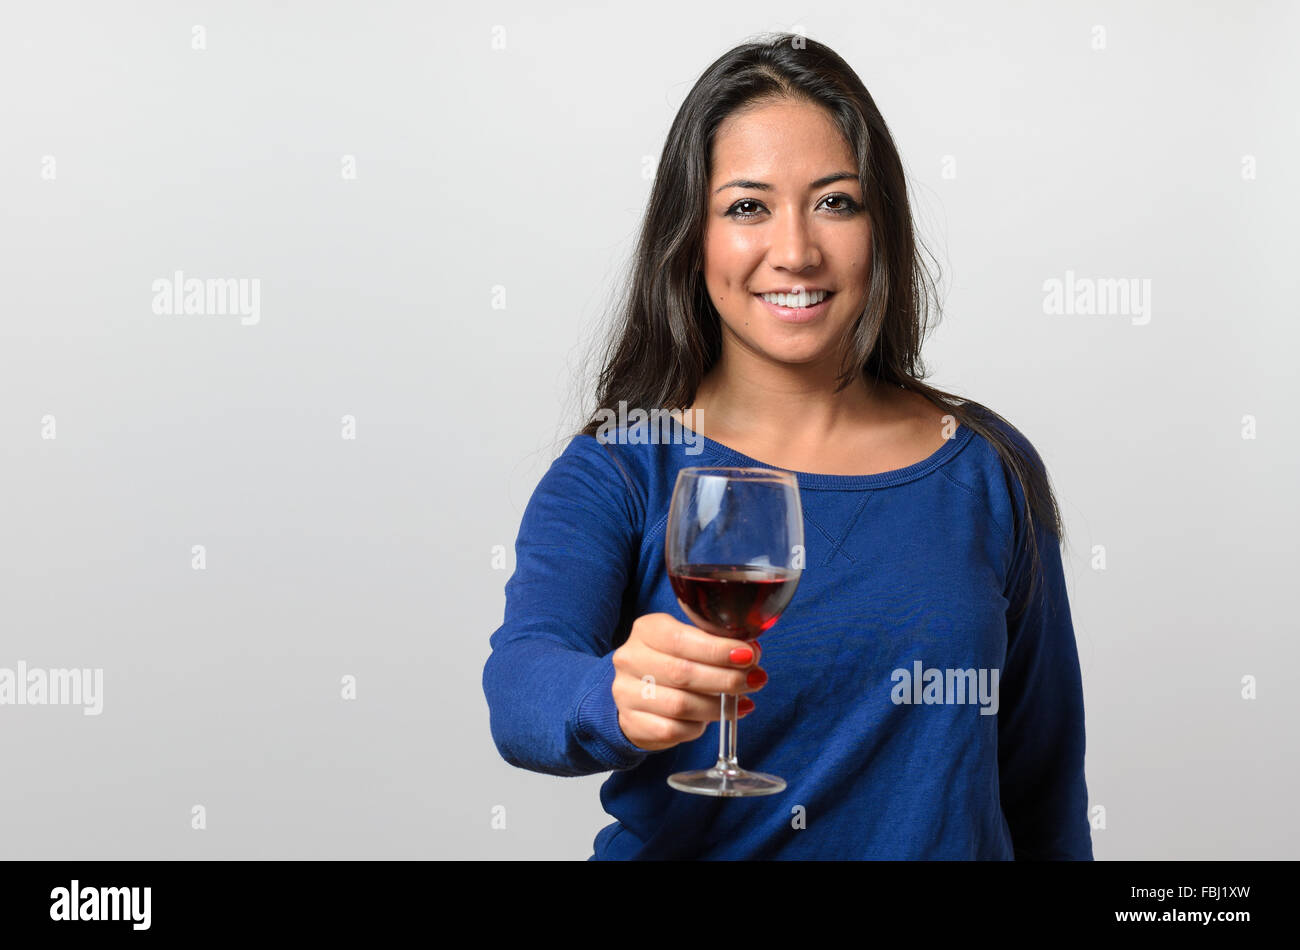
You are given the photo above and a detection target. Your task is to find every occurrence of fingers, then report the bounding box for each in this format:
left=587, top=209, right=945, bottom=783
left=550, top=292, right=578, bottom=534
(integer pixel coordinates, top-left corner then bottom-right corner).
left=633, top=617, right=764, bottom=695
left=614, top=680, right=735, bottom=723
left=618, top=698, right=757, bottom=752
left=618, top=709, right=710, bottom=750
left=643, top=615, right=762, bottom=670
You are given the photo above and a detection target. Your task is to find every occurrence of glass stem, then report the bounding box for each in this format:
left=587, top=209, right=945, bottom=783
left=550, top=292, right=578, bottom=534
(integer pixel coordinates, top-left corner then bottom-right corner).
left=716, top=693, right=739, bottom=779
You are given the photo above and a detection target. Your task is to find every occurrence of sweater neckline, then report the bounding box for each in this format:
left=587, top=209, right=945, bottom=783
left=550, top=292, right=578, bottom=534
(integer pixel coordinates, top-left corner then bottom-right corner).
left=689, top=423, right=974, bottom=491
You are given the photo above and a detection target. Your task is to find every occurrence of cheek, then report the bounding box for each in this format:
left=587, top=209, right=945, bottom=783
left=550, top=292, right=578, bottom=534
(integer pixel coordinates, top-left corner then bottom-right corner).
left=704, top=241, right=759, bottom=300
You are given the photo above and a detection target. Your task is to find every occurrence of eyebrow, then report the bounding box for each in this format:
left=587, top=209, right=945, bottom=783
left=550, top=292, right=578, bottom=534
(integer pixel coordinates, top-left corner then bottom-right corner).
left=713, top=172, right=859, bottom=195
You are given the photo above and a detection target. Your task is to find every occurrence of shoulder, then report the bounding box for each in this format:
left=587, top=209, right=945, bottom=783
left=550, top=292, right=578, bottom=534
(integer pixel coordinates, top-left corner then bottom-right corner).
left=540, top=432, right=654, bottom=527
left=958, top=400, right=1044, bottom=467
left=955, top=401, right=1063, bottom=559
left=956, top=400, right=1050, bottom=515
left=559, top=421, right=715, bottom=535
left=918, top=396, right=1049, bottom=535
left=893, top=388, right=1033, bottom=461
left=545, top=433, right=641, bottom=499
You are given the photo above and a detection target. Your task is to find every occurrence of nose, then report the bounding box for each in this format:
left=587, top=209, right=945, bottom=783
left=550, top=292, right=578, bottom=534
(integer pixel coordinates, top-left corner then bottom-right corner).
left=766, top=207, right=821, bottom=273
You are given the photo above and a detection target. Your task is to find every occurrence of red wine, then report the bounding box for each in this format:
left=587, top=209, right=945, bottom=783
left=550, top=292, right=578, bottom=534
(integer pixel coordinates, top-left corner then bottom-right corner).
left=668, top=564, right=799, bottom=639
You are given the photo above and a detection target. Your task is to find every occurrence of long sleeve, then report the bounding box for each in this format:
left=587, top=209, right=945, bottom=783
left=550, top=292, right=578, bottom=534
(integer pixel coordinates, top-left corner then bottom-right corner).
left=482, top=435, right=651, bottom=777
left=996, top=459, right=1093, bottom=860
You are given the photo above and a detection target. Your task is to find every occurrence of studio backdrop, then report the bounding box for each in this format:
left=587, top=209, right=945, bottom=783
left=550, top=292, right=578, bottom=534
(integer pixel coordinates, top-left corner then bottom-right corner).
left=1, top=0, right=1295, bottom=859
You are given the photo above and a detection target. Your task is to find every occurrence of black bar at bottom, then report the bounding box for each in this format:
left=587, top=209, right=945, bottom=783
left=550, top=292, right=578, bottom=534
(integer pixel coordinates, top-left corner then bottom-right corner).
left=0, top=858, right=1284, bottom=937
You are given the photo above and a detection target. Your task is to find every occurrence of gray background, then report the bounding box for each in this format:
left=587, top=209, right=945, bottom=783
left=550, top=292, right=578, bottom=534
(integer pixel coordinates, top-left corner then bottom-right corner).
left=1, top=0, right=1296, bottom=859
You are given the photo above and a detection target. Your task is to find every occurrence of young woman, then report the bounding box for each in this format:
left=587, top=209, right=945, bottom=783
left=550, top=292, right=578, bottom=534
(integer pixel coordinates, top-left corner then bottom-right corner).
left=482, top=34, right=1092, bottom=860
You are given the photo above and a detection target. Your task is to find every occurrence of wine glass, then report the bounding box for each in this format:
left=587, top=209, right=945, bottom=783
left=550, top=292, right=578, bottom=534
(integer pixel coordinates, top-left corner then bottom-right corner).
left=664, top=467, right=803, bottom=797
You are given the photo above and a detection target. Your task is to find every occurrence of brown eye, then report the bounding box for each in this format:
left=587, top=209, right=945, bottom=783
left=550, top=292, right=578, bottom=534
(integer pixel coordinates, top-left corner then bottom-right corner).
left=822, top=194, right=861, bottom=215
left=727, top=199, right=763, bottom=219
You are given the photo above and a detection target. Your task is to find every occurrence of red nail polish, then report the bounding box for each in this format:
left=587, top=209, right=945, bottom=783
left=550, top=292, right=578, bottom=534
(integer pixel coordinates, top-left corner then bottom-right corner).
left=746, top=668, right=767, bottom=688
left=729, top=647, right=753, bottom=665
left=738, top=697, right=755, bottom=712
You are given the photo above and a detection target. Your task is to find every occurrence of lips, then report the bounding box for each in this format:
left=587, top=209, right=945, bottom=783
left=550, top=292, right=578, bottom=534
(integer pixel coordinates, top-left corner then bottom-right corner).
left=753, top=291, right=834, bottom=324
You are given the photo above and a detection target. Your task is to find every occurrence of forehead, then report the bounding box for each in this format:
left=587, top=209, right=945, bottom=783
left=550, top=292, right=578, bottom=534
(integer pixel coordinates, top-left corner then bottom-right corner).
left=711, top=100, right=854, bottom=179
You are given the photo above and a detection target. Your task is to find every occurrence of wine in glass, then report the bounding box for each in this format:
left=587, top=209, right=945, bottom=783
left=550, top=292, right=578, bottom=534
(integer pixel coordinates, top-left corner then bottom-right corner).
left=664, top=467, right=803, bottom=797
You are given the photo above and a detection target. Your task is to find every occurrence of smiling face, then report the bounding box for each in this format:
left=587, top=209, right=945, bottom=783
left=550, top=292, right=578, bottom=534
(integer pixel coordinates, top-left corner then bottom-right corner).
left=702, top=97, right=872, bottom=369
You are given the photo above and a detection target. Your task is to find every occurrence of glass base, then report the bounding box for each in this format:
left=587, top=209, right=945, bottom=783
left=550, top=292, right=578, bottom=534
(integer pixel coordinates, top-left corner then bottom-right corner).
left=667, top=764, right=787, bottom=797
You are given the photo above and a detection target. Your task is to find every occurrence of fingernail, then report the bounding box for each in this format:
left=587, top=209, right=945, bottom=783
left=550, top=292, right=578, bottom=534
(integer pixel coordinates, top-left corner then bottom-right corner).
left=746, top=668, right=767, bottom=688
left=729, top=646, right=753, bottom=665
left=738, top=697, right=755, bottom=713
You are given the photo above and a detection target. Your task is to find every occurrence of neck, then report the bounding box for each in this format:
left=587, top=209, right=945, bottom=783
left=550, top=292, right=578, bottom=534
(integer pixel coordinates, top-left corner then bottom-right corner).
left=688, top=348, right=892, bottom=445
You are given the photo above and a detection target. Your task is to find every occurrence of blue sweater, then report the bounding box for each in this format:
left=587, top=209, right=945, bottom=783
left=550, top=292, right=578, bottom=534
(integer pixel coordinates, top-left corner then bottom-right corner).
left=483, top=411, right=1092, bottom=860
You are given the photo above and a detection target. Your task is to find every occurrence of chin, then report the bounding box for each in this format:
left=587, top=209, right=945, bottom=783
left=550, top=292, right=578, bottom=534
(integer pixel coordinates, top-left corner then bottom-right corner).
left=722, top=320, right=842, bottom=363
left=758, top=343, right=837, bottom=366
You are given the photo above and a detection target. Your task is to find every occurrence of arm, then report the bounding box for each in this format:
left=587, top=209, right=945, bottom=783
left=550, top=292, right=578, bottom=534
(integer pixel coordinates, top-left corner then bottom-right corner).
left=482, top=435, right=650, bottom=777
left=996, top=458, right=1093, bottom=860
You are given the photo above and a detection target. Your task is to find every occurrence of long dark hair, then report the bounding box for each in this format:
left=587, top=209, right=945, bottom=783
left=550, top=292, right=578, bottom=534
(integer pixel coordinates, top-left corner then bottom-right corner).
left=577, top=32, right=1065, bottom=620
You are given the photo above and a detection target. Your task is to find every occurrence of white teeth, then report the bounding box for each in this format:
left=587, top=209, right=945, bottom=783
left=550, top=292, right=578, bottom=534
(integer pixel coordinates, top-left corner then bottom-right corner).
left=759, top=290, right=829, bottom=308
